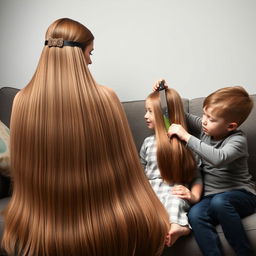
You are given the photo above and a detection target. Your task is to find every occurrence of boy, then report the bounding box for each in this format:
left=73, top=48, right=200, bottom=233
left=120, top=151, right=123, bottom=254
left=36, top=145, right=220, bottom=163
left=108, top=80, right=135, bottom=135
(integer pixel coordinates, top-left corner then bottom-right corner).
left=168, top=86, right=256, bottom=255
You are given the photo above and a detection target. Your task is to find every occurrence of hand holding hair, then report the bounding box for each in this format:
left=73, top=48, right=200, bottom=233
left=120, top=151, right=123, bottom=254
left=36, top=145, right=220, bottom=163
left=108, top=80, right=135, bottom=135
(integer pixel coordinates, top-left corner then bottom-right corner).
left=167, top=124, right=191, bottom=143
left=153, top=79, right=168, bottom=91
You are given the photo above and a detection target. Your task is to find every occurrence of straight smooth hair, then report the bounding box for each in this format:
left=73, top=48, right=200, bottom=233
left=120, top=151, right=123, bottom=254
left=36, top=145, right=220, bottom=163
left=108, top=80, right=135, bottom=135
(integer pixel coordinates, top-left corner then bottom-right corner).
left=147, top=89, right=196, bottom=184
left=2, top=18, right=169, bottom=256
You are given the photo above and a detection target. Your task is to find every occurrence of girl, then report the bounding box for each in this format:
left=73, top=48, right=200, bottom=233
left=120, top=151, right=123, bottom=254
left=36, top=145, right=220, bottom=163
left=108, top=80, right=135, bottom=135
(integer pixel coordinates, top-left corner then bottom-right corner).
left=140, top=88, right=202, bottom=247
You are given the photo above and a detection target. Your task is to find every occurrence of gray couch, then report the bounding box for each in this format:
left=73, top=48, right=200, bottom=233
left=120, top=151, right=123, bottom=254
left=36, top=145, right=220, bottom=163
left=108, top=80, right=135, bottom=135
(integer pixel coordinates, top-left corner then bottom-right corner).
left=0, top=86, right=256, bottom=255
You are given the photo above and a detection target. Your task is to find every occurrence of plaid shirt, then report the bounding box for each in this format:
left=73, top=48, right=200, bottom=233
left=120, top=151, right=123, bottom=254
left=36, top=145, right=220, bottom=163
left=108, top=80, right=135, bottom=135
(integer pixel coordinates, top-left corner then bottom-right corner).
left=140, top=135, right=196, bottom=225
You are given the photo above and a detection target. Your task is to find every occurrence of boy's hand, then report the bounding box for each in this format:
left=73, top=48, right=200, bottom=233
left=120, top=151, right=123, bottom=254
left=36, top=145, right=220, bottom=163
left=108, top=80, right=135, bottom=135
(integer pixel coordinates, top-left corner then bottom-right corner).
left=168, top=124, right=191, bottom=143
left=153, top=79, right=168, bottom=91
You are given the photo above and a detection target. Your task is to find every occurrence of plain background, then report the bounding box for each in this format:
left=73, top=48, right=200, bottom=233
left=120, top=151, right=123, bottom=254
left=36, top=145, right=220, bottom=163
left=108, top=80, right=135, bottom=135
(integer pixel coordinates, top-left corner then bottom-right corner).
left=0, top=0, right=255, bottom=101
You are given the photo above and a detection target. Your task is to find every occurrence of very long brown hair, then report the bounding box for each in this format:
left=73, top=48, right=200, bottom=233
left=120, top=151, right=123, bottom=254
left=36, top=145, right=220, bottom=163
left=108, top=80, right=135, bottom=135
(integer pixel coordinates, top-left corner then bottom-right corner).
left=147, top=89, right=196, bottom=184
left=2, top=18, right=169, bottom=256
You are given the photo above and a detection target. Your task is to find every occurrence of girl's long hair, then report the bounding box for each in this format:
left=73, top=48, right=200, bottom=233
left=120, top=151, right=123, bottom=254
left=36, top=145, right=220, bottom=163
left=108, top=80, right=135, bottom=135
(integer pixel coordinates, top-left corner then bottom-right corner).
left=2, top=18, right=169, bottom=256
left=148, top=89, right=196, bottom=184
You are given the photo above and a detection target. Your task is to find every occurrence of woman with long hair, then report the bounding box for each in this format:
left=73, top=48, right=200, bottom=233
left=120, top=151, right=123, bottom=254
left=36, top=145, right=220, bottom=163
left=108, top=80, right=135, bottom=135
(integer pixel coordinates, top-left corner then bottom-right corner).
left=140, top=87, right=202, bottom=246
left=1, top=18, right=169, bottom=256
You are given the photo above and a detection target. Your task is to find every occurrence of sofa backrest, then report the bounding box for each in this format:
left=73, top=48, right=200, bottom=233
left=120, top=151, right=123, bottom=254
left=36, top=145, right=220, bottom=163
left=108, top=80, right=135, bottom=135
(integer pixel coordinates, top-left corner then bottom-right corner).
left=0, top=87, right=255, bottom=182
left=0, top=87, right=18, bottom=127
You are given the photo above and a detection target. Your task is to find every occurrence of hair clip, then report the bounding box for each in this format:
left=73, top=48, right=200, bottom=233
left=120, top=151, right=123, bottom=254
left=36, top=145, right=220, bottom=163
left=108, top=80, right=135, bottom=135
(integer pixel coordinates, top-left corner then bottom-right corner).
left=158, top=81, right=171, bottom=130
left=44, top=38, right=85, bottom=49
left=46, top=38, right=64, bottom=47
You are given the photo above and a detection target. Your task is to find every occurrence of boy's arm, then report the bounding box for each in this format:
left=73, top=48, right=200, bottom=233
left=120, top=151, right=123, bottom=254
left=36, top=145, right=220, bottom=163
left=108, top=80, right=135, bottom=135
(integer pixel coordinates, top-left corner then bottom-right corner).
left=187, top=134, right=247, bottom=166
left=168, top=114, right=202, bottom=142
left=168, top=125, right=247, bottom=166
left=168, top=123, right=192, bottom=142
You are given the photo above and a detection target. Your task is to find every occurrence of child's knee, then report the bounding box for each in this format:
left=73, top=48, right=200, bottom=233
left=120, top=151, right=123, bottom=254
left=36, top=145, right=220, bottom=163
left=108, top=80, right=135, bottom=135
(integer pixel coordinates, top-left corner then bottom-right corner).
left=209, top=195, right=230, bottom=214
left=188, top=205, right=201, bottom=222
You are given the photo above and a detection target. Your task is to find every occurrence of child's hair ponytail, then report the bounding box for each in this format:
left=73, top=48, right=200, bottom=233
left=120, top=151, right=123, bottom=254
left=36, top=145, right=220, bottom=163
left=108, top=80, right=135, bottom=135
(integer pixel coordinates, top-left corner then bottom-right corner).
left=147, top=88, right=196, bottom=184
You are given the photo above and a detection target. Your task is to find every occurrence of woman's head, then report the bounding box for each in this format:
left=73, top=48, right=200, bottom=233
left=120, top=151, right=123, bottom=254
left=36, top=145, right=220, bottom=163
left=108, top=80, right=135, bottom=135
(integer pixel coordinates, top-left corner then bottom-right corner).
left=45, top=18, right=94, bottom=65
left=146, top=88, right=196, bottom=184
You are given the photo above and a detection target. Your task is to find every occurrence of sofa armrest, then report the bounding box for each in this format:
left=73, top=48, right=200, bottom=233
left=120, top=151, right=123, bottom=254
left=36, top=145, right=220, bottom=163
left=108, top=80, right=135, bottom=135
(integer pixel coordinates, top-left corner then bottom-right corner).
left=0, top=87, right=18, bottom=199
left=0, top=87, right=19, bottom=128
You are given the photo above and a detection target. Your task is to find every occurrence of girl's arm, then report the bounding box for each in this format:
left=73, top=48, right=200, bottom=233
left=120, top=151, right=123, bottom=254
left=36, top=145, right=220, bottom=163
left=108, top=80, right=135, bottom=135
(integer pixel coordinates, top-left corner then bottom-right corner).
left=171, top=183, right=203, bottom=204
left=168, top=123, right=192, bottom=142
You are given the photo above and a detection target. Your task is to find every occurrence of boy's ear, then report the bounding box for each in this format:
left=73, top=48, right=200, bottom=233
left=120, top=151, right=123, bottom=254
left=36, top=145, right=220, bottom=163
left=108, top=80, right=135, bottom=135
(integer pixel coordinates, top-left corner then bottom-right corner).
left=227, top=122, right=238, bottom=131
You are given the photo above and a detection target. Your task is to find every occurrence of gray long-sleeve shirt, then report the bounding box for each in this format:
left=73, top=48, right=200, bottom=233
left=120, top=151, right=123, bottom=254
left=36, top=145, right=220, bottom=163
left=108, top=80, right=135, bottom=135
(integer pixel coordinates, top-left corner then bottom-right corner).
left=186, top=113, right=256, bottom=196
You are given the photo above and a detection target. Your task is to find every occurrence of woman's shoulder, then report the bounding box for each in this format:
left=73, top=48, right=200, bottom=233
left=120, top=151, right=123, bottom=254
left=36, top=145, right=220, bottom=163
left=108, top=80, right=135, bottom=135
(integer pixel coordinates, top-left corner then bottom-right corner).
left=98, top=84, right=114, bottom=93
left=98, top=85, right=119, bottom=100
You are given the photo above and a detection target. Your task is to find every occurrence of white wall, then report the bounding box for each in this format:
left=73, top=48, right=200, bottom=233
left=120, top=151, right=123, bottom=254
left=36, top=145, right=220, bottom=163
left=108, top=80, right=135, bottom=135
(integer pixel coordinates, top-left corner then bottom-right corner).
left=0, top=0, right=256, bottom=101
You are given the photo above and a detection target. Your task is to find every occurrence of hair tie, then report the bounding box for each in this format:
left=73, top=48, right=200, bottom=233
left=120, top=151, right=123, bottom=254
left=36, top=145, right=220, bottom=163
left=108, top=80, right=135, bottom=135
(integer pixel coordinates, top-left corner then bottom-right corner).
left=44, top=38, right=84, bottom=49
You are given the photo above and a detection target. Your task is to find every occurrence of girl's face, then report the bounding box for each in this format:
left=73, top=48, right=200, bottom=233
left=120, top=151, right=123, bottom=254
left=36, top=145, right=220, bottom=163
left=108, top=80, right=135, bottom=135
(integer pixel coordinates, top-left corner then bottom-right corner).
left=84, top=41, right=94, bottom=65
left=144, top=99, right=155, bottom=129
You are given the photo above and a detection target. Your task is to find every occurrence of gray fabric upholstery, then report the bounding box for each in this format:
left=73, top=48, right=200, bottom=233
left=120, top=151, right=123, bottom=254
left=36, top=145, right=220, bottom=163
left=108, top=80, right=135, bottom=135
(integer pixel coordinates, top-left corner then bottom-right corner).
left=0, top=87, right=16, bottom=199
left=0, top=87, right=255, bottom=255
left=0, top=87, right=17, bottom=128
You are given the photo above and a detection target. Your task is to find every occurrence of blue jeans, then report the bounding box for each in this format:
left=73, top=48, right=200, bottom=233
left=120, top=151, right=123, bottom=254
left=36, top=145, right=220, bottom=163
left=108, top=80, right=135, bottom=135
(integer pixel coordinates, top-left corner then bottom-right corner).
left=188, top=189, right=256, bottom=256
